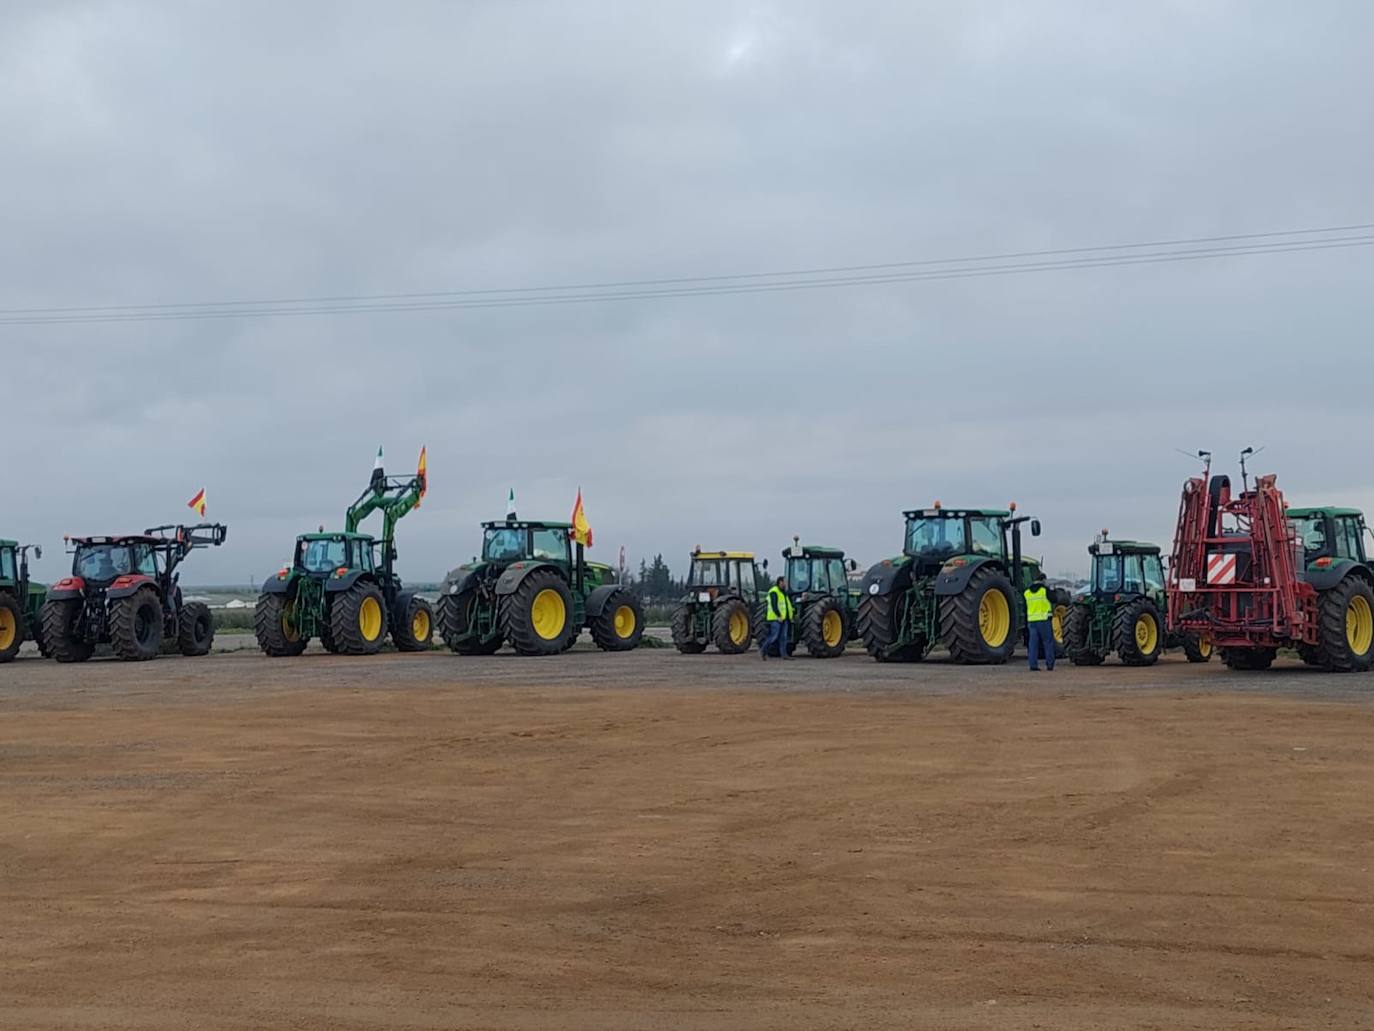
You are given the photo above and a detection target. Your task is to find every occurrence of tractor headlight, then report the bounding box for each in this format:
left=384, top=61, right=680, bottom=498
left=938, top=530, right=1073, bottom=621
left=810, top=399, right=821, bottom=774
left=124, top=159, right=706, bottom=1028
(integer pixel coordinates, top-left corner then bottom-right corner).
left=698, top=591, right=711, bottom=603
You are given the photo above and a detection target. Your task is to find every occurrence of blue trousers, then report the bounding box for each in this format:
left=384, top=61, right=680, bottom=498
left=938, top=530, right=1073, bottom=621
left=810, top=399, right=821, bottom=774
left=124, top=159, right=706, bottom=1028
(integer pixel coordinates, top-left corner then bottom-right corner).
left=1027, top=620, right=1056, bottom=670
left=762, top=620, right=789, bottom=658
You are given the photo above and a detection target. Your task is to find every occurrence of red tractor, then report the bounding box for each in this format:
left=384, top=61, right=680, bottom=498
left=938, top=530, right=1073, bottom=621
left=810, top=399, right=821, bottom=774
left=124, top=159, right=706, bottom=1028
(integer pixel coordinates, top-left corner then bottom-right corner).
left=1166, top=449, right=1374, bottom=672
left=41, top=523, right=228, bottom=663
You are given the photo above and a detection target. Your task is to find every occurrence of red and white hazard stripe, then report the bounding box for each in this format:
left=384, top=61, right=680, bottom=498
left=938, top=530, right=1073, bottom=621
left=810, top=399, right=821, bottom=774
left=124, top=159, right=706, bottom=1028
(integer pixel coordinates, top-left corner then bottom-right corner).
left=1207, top=552, right=1237, bottom=585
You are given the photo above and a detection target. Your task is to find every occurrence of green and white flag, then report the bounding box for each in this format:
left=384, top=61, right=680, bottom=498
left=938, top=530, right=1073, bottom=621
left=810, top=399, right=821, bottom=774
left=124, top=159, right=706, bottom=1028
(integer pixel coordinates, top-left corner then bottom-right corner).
left=506, top=488, right=517, bottom=520
left=370, top=445, right=385, bottom=488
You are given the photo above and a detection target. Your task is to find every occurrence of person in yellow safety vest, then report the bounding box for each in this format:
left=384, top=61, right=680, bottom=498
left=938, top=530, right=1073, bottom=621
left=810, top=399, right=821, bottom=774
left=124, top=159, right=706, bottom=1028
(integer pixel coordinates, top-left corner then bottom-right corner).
left=1024, top=572, right=1056, bottom=672
left=761, top=575, right=795, bottom=661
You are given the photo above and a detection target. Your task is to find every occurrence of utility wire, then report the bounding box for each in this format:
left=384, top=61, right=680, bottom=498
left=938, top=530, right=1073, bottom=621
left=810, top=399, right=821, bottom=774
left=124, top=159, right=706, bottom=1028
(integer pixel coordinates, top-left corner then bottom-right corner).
left=3, top=223, right=1371, bottom=327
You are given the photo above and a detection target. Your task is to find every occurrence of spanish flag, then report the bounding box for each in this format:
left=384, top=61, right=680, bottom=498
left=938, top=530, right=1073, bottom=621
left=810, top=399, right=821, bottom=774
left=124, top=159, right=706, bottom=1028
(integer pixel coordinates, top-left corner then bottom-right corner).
left=187, top=488, right=207, bottom=518
left=571, top=488, right=593, bottom=547
left=416, top=446, right=428, bottom=507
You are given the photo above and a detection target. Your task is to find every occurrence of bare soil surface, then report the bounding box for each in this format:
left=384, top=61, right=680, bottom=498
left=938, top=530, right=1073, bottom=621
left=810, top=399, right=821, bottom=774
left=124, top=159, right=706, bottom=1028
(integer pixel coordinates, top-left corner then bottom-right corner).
left=2, top=649, right=1372, bottom=1029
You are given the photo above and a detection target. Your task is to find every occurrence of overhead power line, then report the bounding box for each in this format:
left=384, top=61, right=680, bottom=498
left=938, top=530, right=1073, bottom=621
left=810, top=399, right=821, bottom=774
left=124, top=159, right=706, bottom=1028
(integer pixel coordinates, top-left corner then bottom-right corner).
left=2, top=222, right=1370, bottom=327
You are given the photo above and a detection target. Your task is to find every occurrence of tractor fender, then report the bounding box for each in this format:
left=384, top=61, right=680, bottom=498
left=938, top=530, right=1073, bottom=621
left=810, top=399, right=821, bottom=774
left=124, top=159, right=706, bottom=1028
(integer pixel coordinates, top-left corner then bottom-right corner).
left=324, top=570, right=370, bottom=594
left=932, top=557, right=998, bottom=597
left=106, top=574, right=158, bottom=600
left=45, top=576, right=87, bottom=601
left=494, top=560, right=562, bottom=597
left=859, top=557, right=911, bottom=598
left=390, top=588, right=415, bottom=619
left=259, top=572, right=294, bottom=596
left=441, top=564, right=484, bottom=598
left=584, top=583, right=625, bottom=620
left=1305, top=559, right=1371, bottom=592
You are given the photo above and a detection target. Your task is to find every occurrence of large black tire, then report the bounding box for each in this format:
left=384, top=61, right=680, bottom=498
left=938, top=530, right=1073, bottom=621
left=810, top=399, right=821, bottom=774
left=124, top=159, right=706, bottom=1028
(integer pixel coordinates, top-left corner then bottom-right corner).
left=1113, top=597, right=1164, bottom=667
left=255, top=592, right=308, bottom=657
left=802, top=596, right=848, bottom=658
left=1181, top=632, right=1214, bottom=663
left=1222, top=647, right=1276, bottom=671
left=500, top=569, right=575, bottom=656
left=671, top=603, right=706, bottom=654
left=939, top=566, right=1018, bottom=665
left=319, top=617, right=340, bottom=654
left=590, top=589, right=644, bottom=652
left=393, top=596, right=435, bottom=652
left=110, top=586, right=164, bottom=661
left=1050, top=591, right=1072, bottom=658
left=0, top=592, right=23, bottom=662
left=712, top=597, right=753, bottom=654
left=178, top=601, right=214, bottom=657
left=438, top=591, right=503, bottom=654
left=857, top=587, right=925, bottom=662
left=1064, top=603, right=1103, bottom=666
left=330, top=581, right=388, bottom=656
left=40, top=598, right=94, bottom=663
left=1306, top=576, right=1374, bottom=673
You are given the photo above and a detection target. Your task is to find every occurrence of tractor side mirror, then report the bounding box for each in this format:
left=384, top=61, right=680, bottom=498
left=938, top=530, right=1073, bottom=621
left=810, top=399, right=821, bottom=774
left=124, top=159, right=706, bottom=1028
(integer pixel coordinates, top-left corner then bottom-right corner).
left=33, top=546, right=42, bottom=560
left=762, top=558, right=769, bottom=572
left=848, top=559, right=858, bottom=571
left=1030, top=519, right=1042, bottom=537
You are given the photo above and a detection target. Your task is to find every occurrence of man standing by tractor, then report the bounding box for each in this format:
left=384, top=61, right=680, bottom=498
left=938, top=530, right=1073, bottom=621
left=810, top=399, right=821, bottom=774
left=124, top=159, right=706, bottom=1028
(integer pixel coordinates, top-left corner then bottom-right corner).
left=1024, top=571, right=1055, bottom=671
left=761, top=575, right=795, bottom=660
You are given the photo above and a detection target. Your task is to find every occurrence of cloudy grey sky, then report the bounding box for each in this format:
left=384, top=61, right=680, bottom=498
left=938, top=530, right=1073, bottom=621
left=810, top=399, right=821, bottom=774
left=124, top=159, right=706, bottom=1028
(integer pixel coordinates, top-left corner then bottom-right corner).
left=3, top=1, right=1372, bottom=585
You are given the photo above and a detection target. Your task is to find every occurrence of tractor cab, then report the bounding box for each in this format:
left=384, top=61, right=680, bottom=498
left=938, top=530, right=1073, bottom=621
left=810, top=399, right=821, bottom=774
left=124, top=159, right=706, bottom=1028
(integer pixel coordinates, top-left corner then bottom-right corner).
left=1288, top=507, right=1369, bottom=568
left=686, top=549, right=763, bottom=603
left=0, top=539, right=45, bottom=663
left=291, top=532, right=378, bottom=579
left=901, top=505, right=1040, bottom=571
left=1083, top=535, right=1166, bottom=601
left=783, top=542, right=854, bottom=599
left=68, top=536, right=163, bottom=587
left=481, top=520, right=574, bottom=569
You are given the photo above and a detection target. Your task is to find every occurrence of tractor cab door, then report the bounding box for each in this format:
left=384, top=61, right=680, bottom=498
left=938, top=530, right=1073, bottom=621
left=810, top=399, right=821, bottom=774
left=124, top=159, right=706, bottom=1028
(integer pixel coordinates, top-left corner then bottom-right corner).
left=1142, top=553, right=1166, bottom=605
left=1334, top=516, right=1366, bottom=564
left=1122, top=554, right=1146, bottom=597
left=0, top=546, right=14, bottom=583
left=353, top=539, right=376, bottom=573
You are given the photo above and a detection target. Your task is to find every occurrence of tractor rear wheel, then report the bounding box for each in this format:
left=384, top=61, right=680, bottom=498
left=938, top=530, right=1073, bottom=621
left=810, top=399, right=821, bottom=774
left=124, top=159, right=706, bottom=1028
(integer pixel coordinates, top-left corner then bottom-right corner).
left=330, top=582, right=389, bottom=655
left=0, top=592, right=23, bottom=662
left=1113, top=598, right=1164, bottom=666
left=178, top=601, right=214, bottom=657
left=1221, top=647, right=1276, bottom=671
left=110, top=587, right=164, bottom=661
left=939, top=567, right=1018, bottom=665
left=438, top=591, right=503, bottom=654
left=857, top=589, right=924, bottom=662
left=500, top=570, right=575, bottom=656
left=591, top=589, right=644, bottom=652
left=40, top=598, right=94, bottom=663
left=671, top=604, right=705, bottom=654
left=712, top=598, right=753, bottom=654
left=393, top=596, right=435, bottom=652
left=1309, top=576, right=1374, bottom=672
left=1182, top=632, right=1213, bottom=663
left=802, top=597, right=848, bottom=658
left=1064, top=603, right=1103, bottom=666
left=255, top=593, right=308, bottom=657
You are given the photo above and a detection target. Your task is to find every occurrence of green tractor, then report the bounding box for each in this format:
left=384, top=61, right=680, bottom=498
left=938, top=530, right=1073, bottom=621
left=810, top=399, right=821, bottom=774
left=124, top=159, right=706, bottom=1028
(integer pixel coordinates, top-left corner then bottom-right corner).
left=758, top=538, right=861, bottom=658
left=256, top=450, right=434, bottom=657
left=1289, top=505, right=1374, bottom=671
left=1064, top=532, right=1212, bottom=666
left=858, top=503, right=1068, bottom=664
left=0, top=540, right=46, bottom=662
left=437, top=520, right=643, bottom=656
left=671, top=549, right=766, bottom=654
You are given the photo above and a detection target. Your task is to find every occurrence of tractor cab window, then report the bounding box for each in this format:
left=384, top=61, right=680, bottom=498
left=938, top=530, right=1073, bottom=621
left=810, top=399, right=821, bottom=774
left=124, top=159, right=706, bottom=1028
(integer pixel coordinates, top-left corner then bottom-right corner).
left=301, top=538, right=348, bottom=573
left=1335, top=517, right=1364, bottom=561
left=746, top=564, right=762, bottom=598
left=1297, top=515, right=1329, bottom=558
left=828, top=558, right=847, bottom=592
left=483, top=528, right=528, bottom=562
left=1143, top=554, right=1165, bottom=591
left=968, top=516, right=1003, bottom=558
left=1123, top=555, right=1145, bottom=593
left=786, top=557, right=812, bottom=592
left=1095, top=554, right=1123, bottom=593
left=690, top=559, right=721, bottom=587
left=905, top=517, right=965, bottom=558
left=0, top=549, right=14, bottom=580
left=532, top=528, right=569, bottom=562
left=76, top=545, right=133, bottom=581
left=132, top=544, right=158, bottom=576
left=353, top=539, right=375, bottom=572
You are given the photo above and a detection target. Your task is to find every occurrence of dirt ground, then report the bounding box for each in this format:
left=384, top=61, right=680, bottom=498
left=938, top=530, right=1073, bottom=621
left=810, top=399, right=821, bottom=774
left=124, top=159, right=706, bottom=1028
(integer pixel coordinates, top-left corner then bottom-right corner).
left=2, top=649, right=1372, bottom=1030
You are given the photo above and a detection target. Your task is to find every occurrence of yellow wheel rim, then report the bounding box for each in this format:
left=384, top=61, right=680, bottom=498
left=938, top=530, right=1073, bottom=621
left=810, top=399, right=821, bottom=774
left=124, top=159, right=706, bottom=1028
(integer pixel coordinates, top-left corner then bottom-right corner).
left=0, top=608, right=14, bottom=650
left=978, top=589, right=1010, bottom=648
left=1051, top=604, right=1069, bottom=644
left=729, top=609, right=749, bottom=645
left=1135, top=613, right=1159, bottom=653
left=1198, top=634, right=1212, bottom=658
left=359, top=596, right=383, bottom=642
left=412, top=608, right=431, bottom=642
left=531, top=588, right=567, bottom=641
left=281, top=601, right=301, bottom=643
left=1346, top=595, right=1373, bottom=654
left=613, top=604, right=636, bottom=639
left=822, top=609, right=843, bottom=647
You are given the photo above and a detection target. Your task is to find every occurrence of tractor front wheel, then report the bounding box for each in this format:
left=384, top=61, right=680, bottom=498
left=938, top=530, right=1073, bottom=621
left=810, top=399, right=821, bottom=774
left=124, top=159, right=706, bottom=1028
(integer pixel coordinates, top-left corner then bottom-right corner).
left=178, top=601, right=215, bottom=657
left=330, top=582, right=389, bottom=655
left=671, top=604, right=705, bottom=654
left=591, top=589, right=644, bottom=652
left=438, top=591, right=503, bottom=654
left=40, top=598, right=94, bottom=663
left=393, top=596, right=435, bottom=652
left=0, top=592, right=23, bottom=662
left=110, top=587, right=164, bottom=661
left=1222, top=647, right=1276, bottom=671
left=1311, top=576, right=1374, bottom=672
left=1114, top=598, right=1163, bottom=666
left=500, top=570, right=575, bottom=656
left=255, top=593, right=308, bottom=657
left=802, top=597, right=848, bottom=658
left=857, top=587, right=924, bottom=662
left=1064, top=604, right=1103, bottom=666
left=712, top=598, right=753, bottom=654
left=1182, top=632, right=1213, bottom=663
left=939, top=567, right=1018, bottom=665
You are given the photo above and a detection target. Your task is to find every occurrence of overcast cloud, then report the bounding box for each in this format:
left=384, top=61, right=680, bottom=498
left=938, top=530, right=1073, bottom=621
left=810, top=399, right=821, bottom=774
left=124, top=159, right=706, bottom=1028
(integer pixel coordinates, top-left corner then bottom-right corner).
left=3, top=1, right=1372, bottom=584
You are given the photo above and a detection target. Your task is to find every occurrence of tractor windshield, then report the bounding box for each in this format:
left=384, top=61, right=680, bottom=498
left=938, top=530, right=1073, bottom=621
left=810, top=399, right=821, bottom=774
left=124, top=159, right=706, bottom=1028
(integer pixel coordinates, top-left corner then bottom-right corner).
left=75, top=544, right=146, bottom=582
left=483, top=528, right=529, bottom=562
left=787, top=557, right=834, bottom=593
left=1094, top=554, right=1123, bottom=593
left=1295, top=514, right=1329, bottom=558
left=300, top=538, right=348, bottom=574
left=905, top=517, right=965, bottom=558
left=0, top=548, right=13, bottom=581
left=689, top=559, right=723, bottom=587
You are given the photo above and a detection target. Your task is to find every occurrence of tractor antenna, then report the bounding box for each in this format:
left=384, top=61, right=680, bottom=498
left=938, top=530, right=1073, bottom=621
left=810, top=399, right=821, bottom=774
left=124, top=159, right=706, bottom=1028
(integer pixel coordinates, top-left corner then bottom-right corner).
left=1238, top=445, right=1264, bottom=491
left=1174, top=447, right=1209, bottom=466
